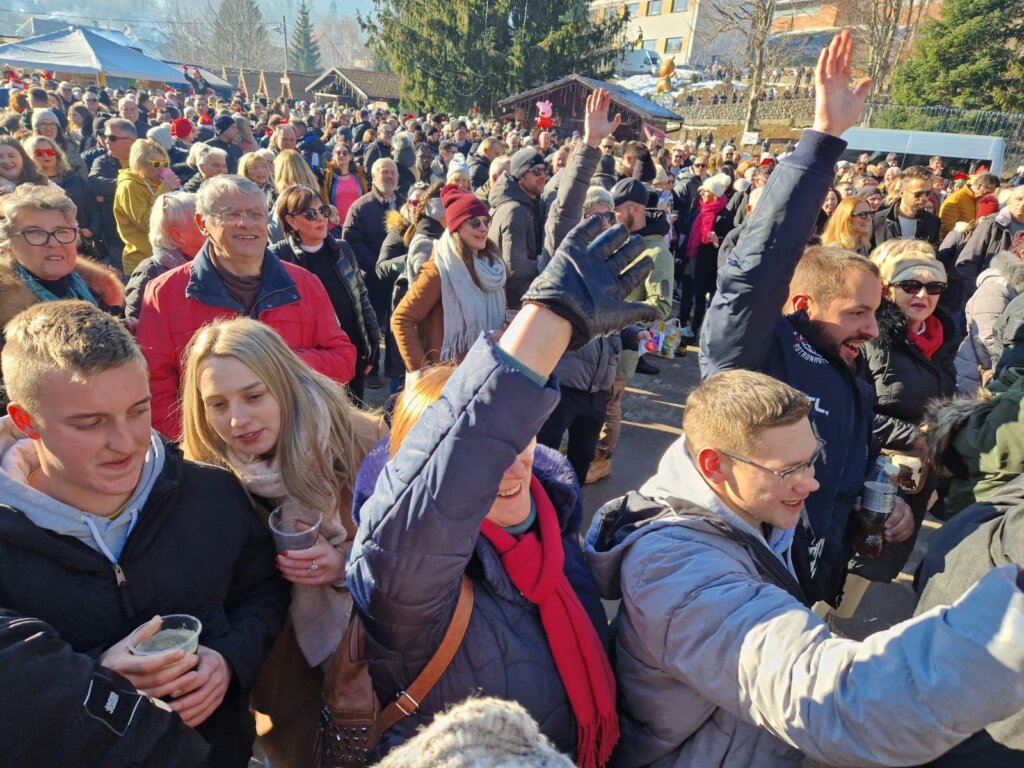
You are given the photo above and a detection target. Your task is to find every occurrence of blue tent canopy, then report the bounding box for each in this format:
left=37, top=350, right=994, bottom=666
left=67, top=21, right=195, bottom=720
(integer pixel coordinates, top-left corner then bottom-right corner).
left=0, top=25, right=188, bottom=84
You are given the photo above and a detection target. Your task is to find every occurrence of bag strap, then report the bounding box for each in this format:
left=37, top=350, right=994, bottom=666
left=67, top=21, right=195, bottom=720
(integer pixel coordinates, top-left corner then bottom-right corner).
left=376, top=575, right=474, bottom=732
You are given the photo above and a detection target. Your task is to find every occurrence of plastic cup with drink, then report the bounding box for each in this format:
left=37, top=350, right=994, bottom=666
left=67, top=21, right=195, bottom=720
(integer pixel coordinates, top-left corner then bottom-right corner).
left=129, top=614, right=202, bottom=656
left=268, top=508, right=323, bottom=554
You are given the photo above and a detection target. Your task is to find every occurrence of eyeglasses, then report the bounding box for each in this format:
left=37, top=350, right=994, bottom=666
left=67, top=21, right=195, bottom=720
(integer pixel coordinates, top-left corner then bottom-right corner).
left=37, top=122, right=58, bottom=130
left=104, top=134, right=126, bottom=142
left=208, top=209, right=268, bottom=224
left=851, top=211, right=873, bottom=220
left=148, top=159, right=170, bottom=169
left=588, top=211, right=615, bottom=224
left=33, top=148, right=57, bottom=157
left=13, top=227, right=79, bottom=245
left=295, top=204, right=331, bottom=221
left=526, top=166, right=547, bottom=177
left=692, top=163, right=706, bottom=169
left=719, top=437, right=825, bottom=485
left=893, top=280, right=946, bottom=296
left=465, top=216, right=491, bottom=230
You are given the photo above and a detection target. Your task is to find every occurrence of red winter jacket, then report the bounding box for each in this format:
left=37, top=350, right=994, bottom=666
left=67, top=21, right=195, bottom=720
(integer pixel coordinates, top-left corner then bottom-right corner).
left=136, top=245, right=356, bottom=439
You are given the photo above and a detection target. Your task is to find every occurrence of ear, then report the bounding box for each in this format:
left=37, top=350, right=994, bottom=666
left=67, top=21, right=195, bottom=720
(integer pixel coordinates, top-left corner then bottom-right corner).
left=790, top=293, right=811, bottom=314
left=195, top=212, right=210, bottom=236
left=7, top=403, right=40, bottom=440
left=696, top=447, right=729, bottom=485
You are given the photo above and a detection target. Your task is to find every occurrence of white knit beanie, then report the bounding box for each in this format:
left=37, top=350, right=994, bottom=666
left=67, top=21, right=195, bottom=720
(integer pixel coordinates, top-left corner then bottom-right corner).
left=375, top=697, right=576, bottom=768
left=701, top=173, right=731, bottom=199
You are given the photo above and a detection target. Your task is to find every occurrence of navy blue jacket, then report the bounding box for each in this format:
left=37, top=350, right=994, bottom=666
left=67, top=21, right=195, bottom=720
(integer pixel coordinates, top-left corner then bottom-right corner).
left=699, top=130, right=874, bottom=606
left=348, top=337, right=608, bottom=759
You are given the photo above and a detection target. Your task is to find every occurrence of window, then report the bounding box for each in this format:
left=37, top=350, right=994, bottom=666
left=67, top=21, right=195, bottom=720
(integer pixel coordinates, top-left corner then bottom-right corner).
left=647, top=0, right=662, bottom=14
left=624, top=2, right=639, bottom=17
left=665, top=36, right=683, bottom=53
left=643, top=39, right=658, bottom=51
left=671, top=0, right=689, bottom=10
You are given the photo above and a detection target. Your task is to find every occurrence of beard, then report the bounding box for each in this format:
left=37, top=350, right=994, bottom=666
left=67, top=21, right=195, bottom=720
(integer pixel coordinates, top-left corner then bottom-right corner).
left=800, top=318, right=871, bottom=371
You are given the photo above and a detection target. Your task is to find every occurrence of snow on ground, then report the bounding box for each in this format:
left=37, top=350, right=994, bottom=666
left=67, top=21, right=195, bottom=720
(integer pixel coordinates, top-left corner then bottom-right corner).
left=614, top=73, right=747, bottom=101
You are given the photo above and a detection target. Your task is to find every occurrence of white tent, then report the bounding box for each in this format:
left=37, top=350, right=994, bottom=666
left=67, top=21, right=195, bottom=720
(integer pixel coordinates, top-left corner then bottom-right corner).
left=0, top=25, right=188, bottom=84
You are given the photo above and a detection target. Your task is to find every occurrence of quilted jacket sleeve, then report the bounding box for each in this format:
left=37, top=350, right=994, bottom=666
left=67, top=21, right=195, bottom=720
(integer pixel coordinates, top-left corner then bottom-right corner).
left=347, top=336, right=560, bottom=652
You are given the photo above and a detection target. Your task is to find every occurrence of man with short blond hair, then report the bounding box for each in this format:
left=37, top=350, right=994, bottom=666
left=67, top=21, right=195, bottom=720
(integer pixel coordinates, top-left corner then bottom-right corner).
left=0, top=300, right=288, bottom=767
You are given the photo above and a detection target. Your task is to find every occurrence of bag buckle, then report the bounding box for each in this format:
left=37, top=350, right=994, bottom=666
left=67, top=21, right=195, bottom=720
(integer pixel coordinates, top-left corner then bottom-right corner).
left=393, top=690, right=419, bottom=716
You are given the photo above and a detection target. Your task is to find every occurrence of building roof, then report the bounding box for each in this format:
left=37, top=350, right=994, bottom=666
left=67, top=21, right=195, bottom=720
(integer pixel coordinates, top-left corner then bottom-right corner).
left=499, top=73, right=681, bottom=123
left=305, top=67, right=401, bottom=102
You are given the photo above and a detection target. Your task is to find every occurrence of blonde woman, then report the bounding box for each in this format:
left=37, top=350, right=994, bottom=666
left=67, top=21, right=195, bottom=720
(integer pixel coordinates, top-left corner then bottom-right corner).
left=271, top=150, right=323, bottom=241
left=239, top=151, right=276, bottom=210
left=821, top=195, right=873, bottom=256
left=114, top=138, right=179, bottom=274
left=232, top=113, right=259, bottom=153
left=180, top=316, right=387, bottom=768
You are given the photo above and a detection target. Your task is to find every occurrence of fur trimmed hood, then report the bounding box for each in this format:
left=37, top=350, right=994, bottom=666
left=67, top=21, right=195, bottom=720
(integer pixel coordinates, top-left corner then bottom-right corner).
left=923, top=394, right=980, bottom=478
left=0, top=256, right=125, bottom=332
left=977, top=251, right=1024, bottom=295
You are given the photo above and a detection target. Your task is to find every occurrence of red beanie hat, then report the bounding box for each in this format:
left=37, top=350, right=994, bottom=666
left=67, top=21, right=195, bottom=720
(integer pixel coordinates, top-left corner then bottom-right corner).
left=170, top=117, right=193, bottom=139
left=441, top=183, right=489, bottom=233
left=977, top=194, right=1000, bottom=219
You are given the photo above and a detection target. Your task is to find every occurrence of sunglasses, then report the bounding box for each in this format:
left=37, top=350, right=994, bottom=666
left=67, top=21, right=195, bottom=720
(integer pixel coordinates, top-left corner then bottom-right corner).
left=851, top=211, right=873, bottom=220
left=33, top=148, right=57, bottom=157
left=104, top=135, right=125, bottom=142
left=526, top=166, right=547, bottom=177
left=296, top=204, right=331, bottom=221
left=465, top=216, right=491, bottom=230
left=692, top=163, right=706, bottom=169
left=588, top=211, right=615, bottom=224
left=893, top=280, right=946, bottom=296
left=148, top=159, right=170, bottom=169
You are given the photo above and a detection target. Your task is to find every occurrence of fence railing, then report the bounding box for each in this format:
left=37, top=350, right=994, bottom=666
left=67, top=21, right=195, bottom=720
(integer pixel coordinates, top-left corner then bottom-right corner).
left=862, top=102, right=1024, bottom=171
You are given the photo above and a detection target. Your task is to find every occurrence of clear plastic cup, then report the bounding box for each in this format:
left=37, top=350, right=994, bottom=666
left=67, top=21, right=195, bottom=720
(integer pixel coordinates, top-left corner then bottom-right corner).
left=129, top=614, right=202, bottom=656
left=268, top=508, right=323, bottom=553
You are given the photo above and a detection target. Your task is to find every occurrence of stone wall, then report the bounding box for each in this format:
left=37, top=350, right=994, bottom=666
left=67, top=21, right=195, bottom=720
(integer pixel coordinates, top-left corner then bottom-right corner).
left=671, top=97, right=816, bottom=128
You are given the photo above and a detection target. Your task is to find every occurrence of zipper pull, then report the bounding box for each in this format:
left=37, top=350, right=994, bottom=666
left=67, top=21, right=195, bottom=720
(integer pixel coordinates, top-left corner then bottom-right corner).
left=113, top=563, right=127, bottom=587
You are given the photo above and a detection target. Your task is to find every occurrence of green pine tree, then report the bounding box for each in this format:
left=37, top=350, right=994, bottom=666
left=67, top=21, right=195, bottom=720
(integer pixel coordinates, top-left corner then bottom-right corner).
left=289, top=0, right=324, bottom=73
left=890, top=0, right=1024, bottom=112
left=358, top=0, right=628, bottom=114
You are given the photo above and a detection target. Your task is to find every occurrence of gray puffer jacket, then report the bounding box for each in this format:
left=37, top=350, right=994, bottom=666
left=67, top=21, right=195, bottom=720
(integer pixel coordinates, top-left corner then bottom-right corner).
left=488, top=172, right=544, bottom=309
left=585, top=434, right=1024, bottom=768
left=955, top=251, right=1024, bottom=393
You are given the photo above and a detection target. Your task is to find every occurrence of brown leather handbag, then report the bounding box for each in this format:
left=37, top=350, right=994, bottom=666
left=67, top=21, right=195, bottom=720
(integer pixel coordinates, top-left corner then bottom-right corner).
left=314, top=576, right=474, bottom=768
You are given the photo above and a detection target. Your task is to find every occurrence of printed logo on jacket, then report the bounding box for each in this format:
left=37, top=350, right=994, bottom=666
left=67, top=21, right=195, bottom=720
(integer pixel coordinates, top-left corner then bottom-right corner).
left=791, top=332, right=827, bottom=365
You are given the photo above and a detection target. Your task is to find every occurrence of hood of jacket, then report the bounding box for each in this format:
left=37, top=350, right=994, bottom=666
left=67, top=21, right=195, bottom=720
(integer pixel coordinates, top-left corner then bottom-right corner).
left=586, top=434, right=795, bottom=601
left=488, top=171, right=533, bottom=209
left=0, top=258, right=37, bottom=330
left=637, top=209, right=671, bottom=240
left=0, top=416, right=166, bottom=560
left=385, top=208, right=408, bottom=233
left=977, top=251, right=1024, bottom=294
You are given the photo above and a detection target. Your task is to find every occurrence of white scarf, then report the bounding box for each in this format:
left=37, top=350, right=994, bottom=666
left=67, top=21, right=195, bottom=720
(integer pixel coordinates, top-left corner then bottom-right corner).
left=433, top=230, right=506, bottom=362
left=224, top=398, right=351, bottom=668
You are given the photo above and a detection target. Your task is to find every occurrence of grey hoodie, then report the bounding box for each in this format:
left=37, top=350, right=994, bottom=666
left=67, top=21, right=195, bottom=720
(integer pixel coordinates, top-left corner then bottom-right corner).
left=585, top=433, right=1024, bottom=768
left=0, top=417, right=165, bottom=562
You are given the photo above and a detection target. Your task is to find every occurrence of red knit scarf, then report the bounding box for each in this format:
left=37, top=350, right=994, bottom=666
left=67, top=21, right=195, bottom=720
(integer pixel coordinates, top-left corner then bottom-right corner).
left=908, top=313, right=943, bottom=360
left=479, top=476, right=619, bottom=768
left=685, top=192, right=729, bottom=261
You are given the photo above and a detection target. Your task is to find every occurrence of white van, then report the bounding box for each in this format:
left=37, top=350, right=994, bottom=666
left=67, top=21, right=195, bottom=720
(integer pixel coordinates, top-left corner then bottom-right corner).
left=838, top=127, right=1005, bottom=175
left=615, top=48, right=663, bottom=78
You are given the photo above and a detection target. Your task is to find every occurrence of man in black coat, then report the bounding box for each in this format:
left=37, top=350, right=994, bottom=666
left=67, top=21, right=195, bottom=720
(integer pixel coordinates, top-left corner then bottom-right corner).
left=206, top=115, right=244, bottom=173
left=0, top=302, right=289, bottom=768
left=342, top=158, right=404, bottom=381
left=363, top=124, right=394, bottom=177
left=871, top=164, right=941, bottom=249
left=88, top=117, right=137, bottom=272
left=468, top=136, right=505, bottom=192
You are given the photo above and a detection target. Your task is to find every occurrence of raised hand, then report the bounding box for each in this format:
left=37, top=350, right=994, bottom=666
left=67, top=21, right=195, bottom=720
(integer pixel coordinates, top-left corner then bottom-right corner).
left=584, top=88, right=622, bottom=149
left=521, top=215, right=657, bottom=350
left=812, top=29, right=872, bottom=138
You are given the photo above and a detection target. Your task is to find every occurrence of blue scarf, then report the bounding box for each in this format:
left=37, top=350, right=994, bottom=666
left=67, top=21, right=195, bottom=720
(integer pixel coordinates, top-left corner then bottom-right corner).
left=14, top=262, right=97, bottom=305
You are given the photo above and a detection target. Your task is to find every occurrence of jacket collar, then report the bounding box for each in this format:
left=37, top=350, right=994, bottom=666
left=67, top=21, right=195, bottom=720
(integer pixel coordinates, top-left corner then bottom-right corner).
left=186, top=242, right=299, bottom=314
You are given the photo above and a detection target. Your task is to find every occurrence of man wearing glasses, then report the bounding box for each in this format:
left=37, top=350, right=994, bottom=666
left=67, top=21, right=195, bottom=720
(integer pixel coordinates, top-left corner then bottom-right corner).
left=871, top=165, right=940, bottom=250
left=87, top=118, right=137, bottom=272
left=488, top=147, right=549, bottom=308
left=136, top=175, right=357, bottom=438
left=586, top=367, right=1024, bottom=768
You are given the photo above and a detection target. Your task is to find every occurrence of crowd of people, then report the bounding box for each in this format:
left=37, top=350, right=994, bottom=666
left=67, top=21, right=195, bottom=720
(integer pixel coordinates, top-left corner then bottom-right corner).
left=2, top=29, right=1024, bottom=768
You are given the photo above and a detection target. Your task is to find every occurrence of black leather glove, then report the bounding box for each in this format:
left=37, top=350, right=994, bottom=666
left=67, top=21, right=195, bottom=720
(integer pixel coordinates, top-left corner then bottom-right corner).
left=522, top=216, right=658, bottom=350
